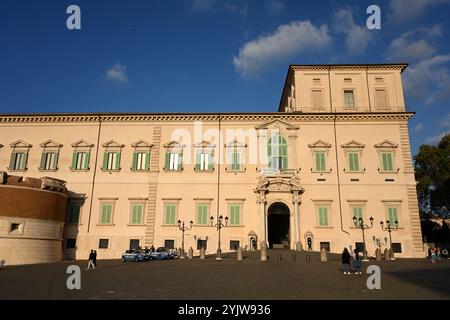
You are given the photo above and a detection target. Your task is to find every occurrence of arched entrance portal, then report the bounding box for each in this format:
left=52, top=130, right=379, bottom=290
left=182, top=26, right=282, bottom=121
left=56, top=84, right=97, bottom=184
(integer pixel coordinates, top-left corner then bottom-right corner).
left=267, top=202, right=290, bottom=249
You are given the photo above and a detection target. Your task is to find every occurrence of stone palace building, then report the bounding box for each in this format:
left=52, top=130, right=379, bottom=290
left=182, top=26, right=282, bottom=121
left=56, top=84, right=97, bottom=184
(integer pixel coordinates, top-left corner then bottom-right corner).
left=0, top=64, right=425, bottom=264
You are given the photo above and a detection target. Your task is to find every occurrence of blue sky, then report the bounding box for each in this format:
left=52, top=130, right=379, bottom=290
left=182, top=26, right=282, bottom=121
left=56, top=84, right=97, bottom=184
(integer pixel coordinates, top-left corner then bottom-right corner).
left=1, top=0, right=450, bottom=154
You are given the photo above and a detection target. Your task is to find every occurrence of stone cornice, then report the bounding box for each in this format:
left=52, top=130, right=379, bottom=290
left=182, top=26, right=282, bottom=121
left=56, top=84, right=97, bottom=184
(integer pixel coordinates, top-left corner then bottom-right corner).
left=0, top=112, right=414, bottom=123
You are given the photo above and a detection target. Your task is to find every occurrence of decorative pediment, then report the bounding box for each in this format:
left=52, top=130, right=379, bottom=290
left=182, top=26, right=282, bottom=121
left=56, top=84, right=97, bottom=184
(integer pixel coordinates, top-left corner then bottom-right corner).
left=307, top=140, right=332, bottom=149
left=255, top=119, right=299, bottom=130
left=255, top=175, right=304, bottom=194
left=102, top=140, right=125, bottom=148
left=374, top=140, right=398, bottom=149
left=163, top=140, right=186, bottom=148
left=72, top=139, right=94, bottom=148
left=40, top=139, right=63, bottom=148
left=131, top=139, right=153, bottom=148
left=341, top=140, right=365, bottom=149
left=10, top=140, right=32, bottom=148
left=194, top=140, right=216, bottom=148
left=224, top=139, right=247, bottom=148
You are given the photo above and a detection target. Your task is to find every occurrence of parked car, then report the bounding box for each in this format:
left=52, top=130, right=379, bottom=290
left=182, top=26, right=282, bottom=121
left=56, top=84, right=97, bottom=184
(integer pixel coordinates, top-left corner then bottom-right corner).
left=151, top=248, right=170, bottom=260
left=156, top=247, right=178, bottom=259
left=122, top=249, right=146, bottom=262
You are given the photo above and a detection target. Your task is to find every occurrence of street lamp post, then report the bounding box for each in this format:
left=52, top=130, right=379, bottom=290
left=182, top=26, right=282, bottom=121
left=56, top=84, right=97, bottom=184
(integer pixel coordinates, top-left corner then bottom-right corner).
left=177, top=220, right=193, bottom=258
left=353, top=216, right=374, bottom=261
left=210, top=215, right=229, bottom=260
left=380, top=219, right=399, bottom=260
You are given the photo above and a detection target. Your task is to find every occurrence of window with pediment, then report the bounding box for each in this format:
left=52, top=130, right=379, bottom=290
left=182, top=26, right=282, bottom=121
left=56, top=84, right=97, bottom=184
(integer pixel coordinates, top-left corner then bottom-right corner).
left=225, top=140, right=246, bottom=172
left=8, top=140, right=32, bottom=171
left=131, top=140, right=152, bottom=171
left=102, top=140, right=124, bottom=171
left=39, top=140, right=63, bottom=171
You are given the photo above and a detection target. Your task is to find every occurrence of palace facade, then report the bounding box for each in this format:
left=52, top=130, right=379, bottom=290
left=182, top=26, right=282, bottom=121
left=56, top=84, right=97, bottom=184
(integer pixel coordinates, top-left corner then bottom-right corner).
left=0, top=64, right=425, bottom=264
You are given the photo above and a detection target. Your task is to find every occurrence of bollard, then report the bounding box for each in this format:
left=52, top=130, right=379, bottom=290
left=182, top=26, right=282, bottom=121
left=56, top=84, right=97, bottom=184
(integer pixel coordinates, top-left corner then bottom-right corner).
left=375, top=248, right=382, bottom=261
left=200, top=247, right=205, bottom=260
left=260, top=241, right=268, bottom=262
left=188, top=247, right=193, bottom=259
left=320, top=248, right=327, bottom=262
left=237, top=247, right=243, bottom=261
left=384, top=248, right=391, bottom=261
left=295, top=241, right=303, bottom=252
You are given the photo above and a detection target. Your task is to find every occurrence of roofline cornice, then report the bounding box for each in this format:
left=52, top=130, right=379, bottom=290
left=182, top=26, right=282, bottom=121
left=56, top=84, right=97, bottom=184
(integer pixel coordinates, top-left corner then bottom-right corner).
left=0, top=112, right=414, bottom=123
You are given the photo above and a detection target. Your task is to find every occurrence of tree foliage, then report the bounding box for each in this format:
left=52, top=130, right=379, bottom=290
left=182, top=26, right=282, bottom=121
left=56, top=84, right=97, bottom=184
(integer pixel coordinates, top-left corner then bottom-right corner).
left=414, top=134, right=450, bottom=218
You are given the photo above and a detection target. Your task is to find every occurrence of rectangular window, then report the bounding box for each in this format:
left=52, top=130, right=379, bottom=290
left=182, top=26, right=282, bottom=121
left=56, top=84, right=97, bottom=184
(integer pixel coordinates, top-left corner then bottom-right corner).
left=10, top=151, right=28, bottom=170
left=229, top=151, right=242, bottom=171
left=388, top=207, right=399, bottom=225
left=348, top=152, right=360, bottom=172
left=312, top=90, right=323, bottom=109
left=229, top=204, right=241, bottom=225
left=67, top=202, right=81, bottom=224
left=381, top=152, right=394, bottom=172
left=164, top=204, right=177, bottom=225
left=196, top=204, right=209, bottom=225
left=352, top=207, right=363, bottom=223
left=375, top=89, right=388, bottom=109
left=230, top=240, right=240, bottom=250
left=164, top=240, right=175, bottom=249
left=392, top=243, right=402, bottom=253
left=196, top=153, right=213, bottom=171
left=99, top=239, right=109, bottom=249
left=9, top=223, right=21, bottom=233
left=320, top=242, right=331, bottom=252
left=129, top=239, right=140, bottom=250
left=132, top=152, right=149, bottom=171
left=66, top=239, right=76, bottom=249
left=130, top=204, right=144, bottom=225
left=103, top=152, right=121, bottom=170
left=165, top=152, right=182, bottom=171
left=318, top=207, right=329, bottom=226
left=314, top=152, right=326, bottom=172
left=344, top=90, right=355, bottom=108
left=72, top=151, right=90, bottom=170
left=41, top=152, right=58, bottom=170
left=99, top=204, right=113, bottom=225
left=355, top=242, right=364, bottom=252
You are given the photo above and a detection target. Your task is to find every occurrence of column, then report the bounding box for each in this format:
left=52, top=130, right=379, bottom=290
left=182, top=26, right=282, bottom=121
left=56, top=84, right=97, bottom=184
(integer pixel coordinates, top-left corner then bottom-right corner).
left=258, top=191, right=267, bottom=246
left=293, top=191, right=301, bottom=251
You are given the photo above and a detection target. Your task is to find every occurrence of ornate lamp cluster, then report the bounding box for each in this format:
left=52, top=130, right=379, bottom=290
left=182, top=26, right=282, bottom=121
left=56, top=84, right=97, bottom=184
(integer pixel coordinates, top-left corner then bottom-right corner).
left=210, top=215, right=229, bottom=260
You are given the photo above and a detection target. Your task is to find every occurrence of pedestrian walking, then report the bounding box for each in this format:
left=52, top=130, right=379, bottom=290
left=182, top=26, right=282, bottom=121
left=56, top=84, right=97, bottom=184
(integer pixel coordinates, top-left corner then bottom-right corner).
left=353, top=249, right=362, bottom=274
left=93, top=250, right=97, bottom=267
left=86, top=250, right=95, bottom=270
left=342, top=248, right=352, bottom=275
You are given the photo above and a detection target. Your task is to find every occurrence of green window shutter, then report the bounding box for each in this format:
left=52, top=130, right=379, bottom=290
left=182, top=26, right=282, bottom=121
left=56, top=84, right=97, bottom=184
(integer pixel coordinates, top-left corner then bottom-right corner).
left=144, top=152, right=150, bottom=170
left=195, top=152, right=201, bottom=171
left=84, top=152, right=90, bottom=170
left=40, top=152, right=46, bottom=170
left=116, top=152, right=121, bottom=170
left=165, top=152, right=170, bottom=170
left=319, top=207, right=328, bottom=226
left=102, top=152, right=109, bottom=170
left=23, top=152, right=28, bottom=170
left=9, top=151, right=16, bottom=169
left=230, top=205, right=240, bottom=225
left=208, top=154, right=213, bottom=171
left=132, top=205, right=143, bottom=224
left=282, top=156, right=288, bottom=170
left=132, top=152, right=138, bottom=171
left=316, top=152, right=325, bottom=171
left=164, top=204, right=176, bottom=225
left=386, top=153, right=393, bottom=171
left=197, top=205, right=207, bottom=224
left=388, top=208, right=398, bottom=224
left=101, top=204, right=112, bottom=224
left=178, top=153, right=183, bottom=170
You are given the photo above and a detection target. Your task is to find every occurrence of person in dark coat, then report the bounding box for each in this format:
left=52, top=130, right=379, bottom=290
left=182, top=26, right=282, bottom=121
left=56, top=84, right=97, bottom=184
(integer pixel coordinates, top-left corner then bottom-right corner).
left=353, top=249, right=362, bottom=274
left=87, top=250, right=95, bottom=270
left=342, top=248, right=352, bottom=275
left=93, top=250, right=97, bottom=267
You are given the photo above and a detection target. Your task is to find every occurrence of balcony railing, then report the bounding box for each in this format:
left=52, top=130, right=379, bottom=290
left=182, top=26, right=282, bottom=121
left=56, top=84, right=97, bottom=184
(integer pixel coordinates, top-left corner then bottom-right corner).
left=289, top=106, right=410, bottom=113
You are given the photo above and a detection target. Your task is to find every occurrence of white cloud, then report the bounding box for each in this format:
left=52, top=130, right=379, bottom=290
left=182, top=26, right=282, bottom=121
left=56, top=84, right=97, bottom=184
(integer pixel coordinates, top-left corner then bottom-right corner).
left=334, top=9, right=372, bottom=55
left=413, top=123, right=424, bottom=132
left=224, top=0, right=249, bottom=17
left=388, top=0, right=450, bottom=25
left=425, top=131, right=449, bottom=145
left=106, top=63, right=128, bottom=83
left=386, top=25, right=442, bottom=61
left=439, top=113, right=450, bottom=129
left=404, top=55, right=450, bottom=105
left=233, top=20, right=331, bottom=77
left=191, top=0, right=216, bottom=12
left=265, top=0, right=284, bottom=14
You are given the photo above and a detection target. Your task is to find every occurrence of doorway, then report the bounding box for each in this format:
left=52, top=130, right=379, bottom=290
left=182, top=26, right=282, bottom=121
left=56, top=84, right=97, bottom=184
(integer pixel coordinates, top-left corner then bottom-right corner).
left=267, top=202, right=290, bottom=249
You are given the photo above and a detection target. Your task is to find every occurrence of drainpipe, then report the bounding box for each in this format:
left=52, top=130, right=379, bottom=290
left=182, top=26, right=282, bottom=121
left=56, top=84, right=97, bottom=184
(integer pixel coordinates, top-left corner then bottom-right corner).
left=87, top=115, right=102, bottom=233
left=328, top=67, right=350, bottom=237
